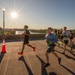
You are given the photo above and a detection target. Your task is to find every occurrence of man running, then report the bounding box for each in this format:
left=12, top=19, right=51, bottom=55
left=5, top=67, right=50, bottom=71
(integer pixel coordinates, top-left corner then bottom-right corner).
left=44, top=27, right=61, bottom=67
left=18, top=25, right=36, bottom=55
left=62, top=27, right=72, bottom=54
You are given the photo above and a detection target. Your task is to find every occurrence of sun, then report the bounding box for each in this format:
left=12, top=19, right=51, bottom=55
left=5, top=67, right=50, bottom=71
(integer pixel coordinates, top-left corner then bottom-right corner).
left=10, top=11, right=18, bottom=18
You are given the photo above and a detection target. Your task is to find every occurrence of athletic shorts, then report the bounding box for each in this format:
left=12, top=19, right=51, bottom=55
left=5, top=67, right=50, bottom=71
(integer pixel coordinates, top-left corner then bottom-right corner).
left=23, top=39, right=29, bottom=44
left=64, top=40, right=68, bottom=45
left=70, top=36, right=73, bottom=40
left=46, top=44, right=55, bottom=53
left=61, top=36, right=63, bottom=40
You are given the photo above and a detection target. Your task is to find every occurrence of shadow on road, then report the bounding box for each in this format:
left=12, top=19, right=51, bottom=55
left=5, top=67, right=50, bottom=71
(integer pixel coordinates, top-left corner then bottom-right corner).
left=36, top=55, right=57, bottom=75
left=55, top=50, right=75, bottom=60
left=36, top=55, right=48, bottom=75
left=60, top=64, right=75, bottom=75
left=0, top=53, right=5, bottom=63
left=19, top=56, right=33, bottom=75
left=49, top=72, right=57, bottom=75
left=67, top=50, right=75, bottom=57
left=57, top=46, right=75, bottom=57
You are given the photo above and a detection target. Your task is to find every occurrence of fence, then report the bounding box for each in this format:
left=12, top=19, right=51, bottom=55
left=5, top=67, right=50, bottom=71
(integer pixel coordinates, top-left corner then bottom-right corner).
left=0, top=33, right=75, bottom=42
left=0, top=34, right=45, bottom=42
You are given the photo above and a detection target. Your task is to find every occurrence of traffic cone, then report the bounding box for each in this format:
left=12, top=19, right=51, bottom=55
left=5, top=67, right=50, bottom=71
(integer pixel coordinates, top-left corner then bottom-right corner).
left=1, top=39, right=6, bottom=53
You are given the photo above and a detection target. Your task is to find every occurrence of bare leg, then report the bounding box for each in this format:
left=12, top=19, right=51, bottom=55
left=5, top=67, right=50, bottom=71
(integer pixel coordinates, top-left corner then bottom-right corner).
left=27, top=43, right=36, bottom=51
left=52, top=52, right=59, bottom=59
left=52, top=52, right=61, bottom=64
left=27, top=43, right=34, bottom=49
left=70, top=39, right=72, bottom=45
left=64, top=44, right=66, bottom=53
left=43, top=52, right=50, bottom=67
left=18, top=43, right=25, bottom=55
left=71, top=47, right=73, bottom=50
left=45, top=52, right=49, bottom=63
left=22, top=43, right=25, bottom=52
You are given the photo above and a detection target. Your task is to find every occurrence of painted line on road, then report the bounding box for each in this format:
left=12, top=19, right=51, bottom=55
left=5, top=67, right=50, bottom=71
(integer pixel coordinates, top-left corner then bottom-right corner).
left=25, top=54, right=36, bottom=75
left=3, top=52, right=11, bottom=75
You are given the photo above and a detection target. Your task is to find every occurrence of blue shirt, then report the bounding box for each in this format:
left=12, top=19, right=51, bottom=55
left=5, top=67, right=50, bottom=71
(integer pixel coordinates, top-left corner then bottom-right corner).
left=45, top=33, right=58, bottom=44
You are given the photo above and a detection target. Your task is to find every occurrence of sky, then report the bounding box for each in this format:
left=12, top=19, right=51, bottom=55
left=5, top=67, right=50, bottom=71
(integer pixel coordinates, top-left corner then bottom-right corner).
left=0, top=0, right=75, bottom=29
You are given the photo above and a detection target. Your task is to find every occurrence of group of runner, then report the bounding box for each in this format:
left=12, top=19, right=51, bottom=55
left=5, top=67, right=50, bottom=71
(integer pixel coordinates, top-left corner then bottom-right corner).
left=18, top=25, right=74, bottom=67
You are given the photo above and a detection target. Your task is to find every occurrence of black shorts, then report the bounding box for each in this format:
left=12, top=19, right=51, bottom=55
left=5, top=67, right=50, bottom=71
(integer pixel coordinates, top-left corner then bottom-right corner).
left=61, top=36, right=63, bottom=40
left=70, top=36, right=73, bottom=40
left=23, top=39, right=29, bottom=44
left=64, top=40, right=68, bottom=45
left=46, top=44, right=55, bottom=53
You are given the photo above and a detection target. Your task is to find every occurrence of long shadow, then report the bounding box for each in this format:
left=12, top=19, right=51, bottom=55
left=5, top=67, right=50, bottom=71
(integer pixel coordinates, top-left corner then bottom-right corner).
left=19, top=56, right=33, bottom=75
left=60, top=64, right=75, bottom=75
left=67, top=50, right=75, bottom=57
left=58, top=46, right=71, bottom=52
left=64, top=54, right=75, bottom=60
left=58, top=45, right=75, bottom=56
left=59, top=46, right=64, bottom=49
left=49, top=72, right=57, bottom=75
left=36, top=55, right=48, bottom=75
left=0, top=53, right=5, bottom=63
left=58, top=46, right=71, bottom=51
left=55, top=50, right=75, bottom=60
left=72, top=51, right=75, bottom=52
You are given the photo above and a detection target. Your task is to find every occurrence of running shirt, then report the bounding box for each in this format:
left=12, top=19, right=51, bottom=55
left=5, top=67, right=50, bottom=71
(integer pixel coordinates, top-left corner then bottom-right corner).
left=24, top=30, right=30, bottom=39
left=45, top=33, right=58, bottom=46
left=62, top=30, right=71, bottom=41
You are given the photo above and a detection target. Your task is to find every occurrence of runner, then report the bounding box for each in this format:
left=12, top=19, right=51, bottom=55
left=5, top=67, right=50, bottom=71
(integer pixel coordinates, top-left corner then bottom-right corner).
left=70, top=40, right=75, bottom=51
left=58, top=28, right=63, bottom=46
left=69, top=30, right=73, bottom=45
left=18, top=25, right=36, bottom=55
left=62, top=27, right=72, bottom=54
left=44, top=27, right=61, bottom=67
left=60, top=28, right=63, bottom=42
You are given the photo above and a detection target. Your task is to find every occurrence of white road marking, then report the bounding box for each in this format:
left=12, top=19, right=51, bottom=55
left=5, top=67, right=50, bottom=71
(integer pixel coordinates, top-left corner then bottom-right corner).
left=3, top=52, right=11, bottom=75
left=25, top=54, right=36, bottom=75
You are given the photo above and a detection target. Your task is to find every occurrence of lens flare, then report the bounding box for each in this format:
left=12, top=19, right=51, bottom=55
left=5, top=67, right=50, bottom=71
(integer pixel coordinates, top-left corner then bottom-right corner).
left=10, top=11, right=18, bottom=18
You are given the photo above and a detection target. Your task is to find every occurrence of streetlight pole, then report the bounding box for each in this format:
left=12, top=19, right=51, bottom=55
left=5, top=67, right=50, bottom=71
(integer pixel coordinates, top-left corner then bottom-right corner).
left=1, top=8, right=6, bottom=53
left=2, top=9, right=5, bottom=35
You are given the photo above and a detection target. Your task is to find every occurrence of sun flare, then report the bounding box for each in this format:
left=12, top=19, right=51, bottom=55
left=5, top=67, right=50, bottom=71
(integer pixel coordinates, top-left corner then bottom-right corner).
left=10, top=11, right=18, bottom=18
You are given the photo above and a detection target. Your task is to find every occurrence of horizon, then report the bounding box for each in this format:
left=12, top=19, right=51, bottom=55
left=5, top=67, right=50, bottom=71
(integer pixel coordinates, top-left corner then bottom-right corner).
left=0, top=0, right=75, bottom=29
left=0, top=27, right=75, bottom=30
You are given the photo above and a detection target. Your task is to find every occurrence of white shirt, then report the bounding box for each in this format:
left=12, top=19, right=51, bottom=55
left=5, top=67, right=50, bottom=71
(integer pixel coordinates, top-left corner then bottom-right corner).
left=62, top=30, right=71, bottom=40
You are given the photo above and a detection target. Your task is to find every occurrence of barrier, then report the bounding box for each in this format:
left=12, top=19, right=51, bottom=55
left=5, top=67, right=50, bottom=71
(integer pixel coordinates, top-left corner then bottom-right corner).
left=0, top=34, right=45, bottom=42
